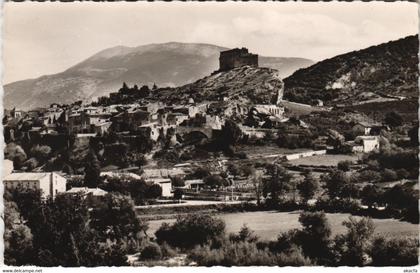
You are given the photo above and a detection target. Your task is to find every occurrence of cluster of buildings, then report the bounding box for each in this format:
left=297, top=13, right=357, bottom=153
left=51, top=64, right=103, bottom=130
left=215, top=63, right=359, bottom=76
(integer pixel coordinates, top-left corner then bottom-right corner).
left=1, top=158, right=190, bottom=200
left=2, top=47, right=389, bottom=205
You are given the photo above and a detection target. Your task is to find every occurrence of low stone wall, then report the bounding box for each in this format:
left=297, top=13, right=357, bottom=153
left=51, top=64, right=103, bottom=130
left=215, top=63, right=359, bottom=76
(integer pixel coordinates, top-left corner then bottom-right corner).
left=284, top=149, right=327, bottom=161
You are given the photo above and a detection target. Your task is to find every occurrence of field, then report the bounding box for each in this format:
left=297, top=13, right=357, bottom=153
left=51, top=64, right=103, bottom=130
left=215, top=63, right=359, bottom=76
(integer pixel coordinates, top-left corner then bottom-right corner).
left=239, top=145, right=311, bottom=157
left=288, top=154, right=360, bottom=167
left=146, top=211, right=418, bottom=240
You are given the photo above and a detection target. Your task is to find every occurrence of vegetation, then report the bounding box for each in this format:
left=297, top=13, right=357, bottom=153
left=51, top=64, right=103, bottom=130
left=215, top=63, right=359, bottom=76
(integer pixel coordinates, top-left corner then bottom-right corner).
left=4, top=188, right=147, bottom=266
left=155, top=214, right=226, bottom=249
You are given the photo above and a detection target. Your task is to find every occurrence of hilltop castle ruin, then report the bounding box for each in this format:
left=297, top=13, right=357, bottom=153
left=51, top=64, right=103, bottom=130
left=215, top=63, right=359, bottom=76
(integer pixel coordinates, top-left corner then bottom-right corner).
left=219, top=48, right=258, bottom=71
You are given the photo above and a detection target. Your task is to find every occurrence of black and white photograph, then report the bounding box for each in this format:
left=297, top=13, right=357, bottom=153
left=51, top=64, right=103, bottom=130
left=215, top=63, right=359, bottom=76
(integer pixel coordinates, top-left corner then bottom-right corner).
left=1, top=1, right=419, bottom=268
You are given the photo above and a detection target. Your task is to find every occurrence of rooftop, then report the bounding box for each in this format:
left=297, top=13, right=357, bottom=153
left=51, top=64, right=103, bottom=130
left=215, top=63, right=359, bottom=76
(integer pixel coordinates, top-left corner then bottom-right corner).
left=4, top=172, right=51, bottom=181
left=66, top=187, right=107, bottom=196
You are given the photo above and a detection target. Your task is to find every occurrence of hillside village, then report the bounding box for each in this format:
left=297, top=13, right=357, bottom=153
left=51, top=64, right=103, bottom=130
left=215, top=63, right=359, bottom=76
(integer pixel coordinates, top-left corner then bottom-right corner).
left=3, top=42, right=419, bottom=267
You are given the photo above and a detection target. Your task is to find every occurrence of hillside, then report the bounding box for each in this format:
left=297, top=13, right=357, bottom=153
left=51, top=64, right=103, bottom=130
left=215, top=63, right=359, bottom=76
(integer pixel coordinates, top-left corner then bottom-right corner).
left=283, top=35, right=419, bottom=106
left=3, top=42, right=313, bottom=110
left=153, top=65, right=284, bottom=106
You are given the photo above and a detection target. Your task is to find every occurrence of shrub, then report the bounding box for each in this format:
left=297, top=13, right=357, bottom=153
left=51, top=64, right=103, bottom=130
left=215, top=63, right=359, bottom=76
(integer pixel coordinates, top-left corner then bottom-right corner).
left=155, top=214, right=226, bottom=249
left=381, top=169, right=398, bottom=182
left=396, top=168, right=409, bottom=180
left=188, top=241, right=312, bottom=266
left=204, top=175, right=229, bottom=188
left=30, top=145, right=52, bottom=162
left=171, top=176, right=185, bottom=187
left=229, top=225, right=259, bottom=243
left=22, top=157, right=39, bottom=171
left=334, top=217, right=375, bottom=266
left=140, top=243, right=162, bottom=260
left=358, top=170, right=382, bottom=183
left=370, top=237, right=419, bottom=266
left=337, top=160, right=352, bottom=172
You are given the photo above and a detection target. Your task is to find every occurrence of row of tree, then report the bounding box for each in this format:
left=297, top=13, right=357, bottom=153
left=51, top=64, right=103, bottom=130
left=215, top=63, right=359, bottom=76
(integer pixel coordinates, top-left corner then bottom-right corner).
left=4, top=188, right=148, bottom=266
left=154, top=212, right=418, bottom=266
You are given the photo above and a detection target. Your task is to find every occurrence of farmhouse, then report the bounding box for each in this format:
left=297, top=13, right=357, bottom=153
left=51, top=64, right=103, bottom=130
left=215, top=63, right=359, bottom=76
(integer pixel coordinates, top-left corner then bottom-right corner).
left=354, top=136, right=380, bottom=153
left=3, top=172, right=67, bottom=198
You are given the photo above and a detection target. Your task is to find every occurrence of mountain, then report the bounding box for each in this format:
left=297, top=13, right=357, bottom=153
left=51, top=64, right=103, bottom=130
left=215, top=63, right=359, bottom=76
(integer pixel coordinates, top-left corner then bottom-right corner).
left=3, top=42, right=313, bottom=110
left=283, top=35, right=419, bottom=106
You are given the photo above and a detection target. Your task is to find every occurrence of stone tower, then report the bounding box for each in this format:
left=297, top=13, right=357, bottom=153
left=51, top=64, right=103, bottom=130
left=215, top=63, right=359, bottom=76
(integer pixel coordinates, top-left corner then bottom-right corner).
left=219, top=48, right=258, bottom=71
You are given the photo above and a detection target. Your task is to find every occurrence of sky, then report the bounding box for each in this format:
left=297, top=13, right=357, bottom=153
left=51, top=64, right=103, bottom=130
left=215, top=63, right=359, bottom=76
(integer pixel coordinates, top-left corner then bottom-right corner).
left=3, top=2, right=418, bottom=84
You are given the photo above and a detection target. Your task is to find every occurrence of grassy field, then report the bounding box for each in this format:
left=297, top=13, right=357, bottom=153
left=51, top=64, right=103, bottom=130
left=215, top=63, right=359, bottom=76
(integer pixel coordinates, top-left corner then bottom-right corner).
left=146, top=211, right=418, bottom=240
left=288, top=154, right=360, bottom=167
left=239, top=145, right=311, bottom=157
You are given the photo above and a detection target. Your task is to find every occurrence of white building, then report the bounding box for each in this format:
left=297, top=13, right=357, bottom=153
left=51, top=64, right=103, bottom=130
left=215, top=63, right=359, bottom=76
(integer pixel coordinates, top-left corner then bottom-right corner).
left=355, top=136, right=380, bottom=153
left=146, top=178, right=172, bottom=197
left=3, top=172, right=67, bottom=198
left=2, top=159, right=14, bottom=179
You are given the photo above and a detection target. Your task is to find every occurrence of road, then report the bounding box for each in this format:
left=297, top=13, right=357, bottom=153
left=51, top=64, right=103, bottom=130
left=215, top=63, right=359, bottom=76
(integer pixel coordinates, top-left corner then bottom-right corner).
left=136, top=199, right=245, bottom=209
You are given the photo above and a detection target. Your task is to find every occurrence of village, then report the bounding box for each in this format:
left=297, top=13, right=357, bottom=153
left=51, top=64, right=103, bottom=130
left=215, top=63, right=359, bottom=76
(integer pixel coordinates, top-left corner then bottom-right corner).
left=2, top=48, right=396, bottom=205
left=3, top=46, right=419, bottom=267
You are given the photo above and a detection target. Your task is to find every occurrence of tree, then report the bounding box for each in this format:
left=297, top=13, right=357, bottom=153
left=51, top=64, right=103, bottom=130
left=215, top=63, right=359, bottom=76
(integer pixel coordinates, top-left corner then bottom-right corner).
left=220, top=119, right=242, bottom=147
left=360, top=184, right=383, bottom=209
left=263, top=164, right=293, bottom=203
left=90, top=193, right=148, bottom=242
left=297, top=173, right=319, bottom=204
left=229, top=225, right=259, bottom=243
left=227, top=163, right=240, bottom=177
left=120, top=82, right=129, bottom=94
left=334, top=217, right=375, bottom=266
left=337, top=160, right=352, bottom=172
left=140, top=243, right=162, bottom=260
left=171, top=176, right=185, bottom=187
left=22, top=157, right=39, bottom=171
left=155, top=214, right=225, bottom=249
left=30, top=145, right=52, bottom=162
left=381, top=168, right=397, bottom=182
left=241, top=164, right=255, bottom=178
left=84, top=151, right=102, bottom=188
left=3, top=200, right=34, bottom=265
left=384, top=111, right=403, bottom=127
left=173, top=188, right=184, bottom=201
left=324, top=170, right=358, bottom=199
left=5, top=143, right=27, bottom=169
left=146, top=184, right=162, bottom=199
left=204, top=175, right=228, bottom=188
left=297, top=211, right=332, bottom=265
left=252, top=170, right=263, bottom=206
left=189, top=167, right=211, bottom=179
left=370, top=237, right=419, bottom=266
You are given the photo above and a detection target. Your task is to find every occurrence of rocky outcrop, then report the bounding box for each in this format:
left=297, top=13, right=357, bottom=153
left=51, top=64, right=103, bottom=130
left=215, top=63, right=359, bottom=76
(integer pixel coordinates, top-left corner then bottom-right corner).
left=154, top=65, right=284, bottom=107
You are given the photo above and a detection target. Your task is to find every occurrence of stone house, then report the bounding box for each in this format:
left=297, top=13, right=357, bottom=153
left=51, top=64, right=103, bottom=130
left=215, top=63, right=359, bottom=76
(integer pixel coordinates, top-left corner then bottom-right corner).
left=3, top=172, right=67, bottom=198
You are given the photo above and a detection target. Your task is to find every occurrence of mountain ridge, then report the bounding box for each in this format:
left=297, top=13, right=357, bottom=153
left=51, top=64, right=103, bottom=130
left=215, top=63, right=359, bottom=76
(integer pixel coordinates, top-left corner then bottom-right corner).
left=283, top=35, right=419, bottom=106
left=4, top=42, right=313, bottom=110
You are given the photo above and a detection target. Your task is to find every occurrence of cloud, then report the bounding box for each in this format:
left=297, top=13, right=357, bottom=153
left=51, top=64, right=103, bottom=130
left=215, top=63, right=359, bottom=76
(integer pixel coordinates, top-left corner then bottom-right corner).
left=3, top=2, right=417, bottom=83
left=187, top=9, right=416, bottom=60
